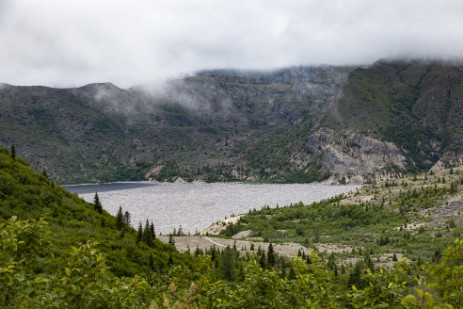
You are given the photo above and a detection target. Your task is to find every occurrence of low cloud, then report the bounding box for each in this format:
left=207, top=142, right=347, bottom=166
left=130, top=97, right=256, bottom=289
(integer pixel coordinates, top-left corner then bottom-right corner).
left=0, top=0, right=462, bottom=87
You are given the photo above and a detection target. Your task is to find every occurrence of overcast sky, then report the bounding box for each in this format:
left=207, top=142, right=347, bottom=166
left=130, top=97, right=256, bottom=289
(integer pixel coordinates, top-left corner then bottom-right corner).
left=1, top=0, right=462, bottom=87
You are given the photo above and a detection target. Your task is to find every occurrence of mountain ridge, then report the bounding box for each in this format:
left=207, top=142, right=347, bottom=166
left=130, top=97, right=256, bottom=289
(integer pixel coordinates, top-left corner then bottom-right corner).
left=1, top=60, right=462, bottom=184
left=1, top=65, right=351, bottom=183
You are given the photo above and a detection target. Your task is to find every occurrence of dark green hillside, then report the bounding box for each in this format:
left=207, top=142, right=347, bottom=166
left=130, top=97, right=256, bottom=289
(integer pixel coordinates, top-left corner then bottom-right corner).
left=0, top=147, right=189, bottom=277
left=0, top=84, right=137, bottom=183
left=323, top=60, right=463, bottom=172
left=0, top=66, right=352, bottom=184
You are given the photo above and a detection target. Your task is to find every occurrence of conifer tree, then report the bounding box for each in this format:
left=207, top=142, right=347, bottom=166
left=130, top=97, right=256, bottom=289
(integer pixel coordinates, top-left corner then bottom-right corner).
left=221, top=246, right=236, bottom=280
left=137, top=222, right=143, bottom=243
left=364, top=250, right=375, bottom=272
left=115, top=206, right=124, bottom=230
left=267, top=243, right=275, bottom=267
left=348, top=261, right=365, bottom=288
left=94, top=193, right=103, bottom=213
left=124, top=211, right=131, bottom=227
left=10, top=144, right=15, bottom=160
left=259, top=251, right=267, bottom=269
left=150, top=221, right=156, bottom=239
left=328, top=252, right=336, bottom=270
left=143, top=219, right=153, bottom=246
left=194, top=246, right=203, bottom=256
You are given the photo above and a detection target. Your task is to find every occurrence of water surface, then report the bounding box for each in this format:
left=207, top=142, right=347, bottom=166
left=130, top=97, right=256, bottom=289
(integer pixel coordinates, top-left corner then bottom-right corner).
left=65, top=182, right=155, bottom=194
left=74, top=182, right=358, bottom=234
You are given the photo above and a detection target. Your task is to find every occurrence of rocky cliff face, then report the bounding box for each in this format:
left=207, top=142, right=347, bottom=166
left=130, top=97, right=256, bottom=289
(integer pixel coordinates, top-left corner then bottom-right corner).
left=306, top=128, right=407, bottom=184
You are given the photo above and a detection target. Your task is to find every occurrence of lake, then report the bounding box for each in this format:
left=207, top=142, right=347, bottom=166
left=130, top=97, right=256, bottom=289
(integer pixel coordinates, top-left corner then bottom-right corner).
left=66, top=182, right=359, bottom=234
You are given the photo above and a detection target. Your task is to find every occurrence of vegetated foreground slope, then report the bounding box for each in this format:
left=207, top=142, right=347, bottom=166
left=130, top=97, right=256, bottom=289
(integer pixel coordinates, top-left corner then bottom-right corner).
left=2, top=147, right=463, bottom=308
left=0, top=66, right=352, bottom=184
left=0, top=147, right=189, bottom=278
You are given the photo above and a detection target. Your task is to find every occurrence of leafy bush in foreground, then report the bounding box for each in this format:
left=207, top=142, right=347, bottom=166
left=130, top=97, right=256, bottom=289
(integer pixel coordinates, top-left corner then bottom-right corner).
left=2, top=216, right=463, bottom=308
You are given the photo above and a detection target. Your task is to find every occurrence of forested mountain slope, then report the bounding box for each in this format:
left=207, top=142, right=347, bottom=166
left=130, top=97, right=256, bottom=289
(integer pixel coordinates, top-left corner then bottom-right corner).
left=1, top=66, right=351, bottom=183
left=1, top=60, right=463, bottom=184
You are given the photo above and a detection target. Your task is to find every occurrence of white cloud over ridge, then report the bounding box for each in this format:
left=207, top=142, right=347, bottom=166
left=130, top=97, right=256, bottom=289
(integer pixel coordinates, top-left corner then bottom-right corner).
left=0, top=0, right=462, bottom=87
